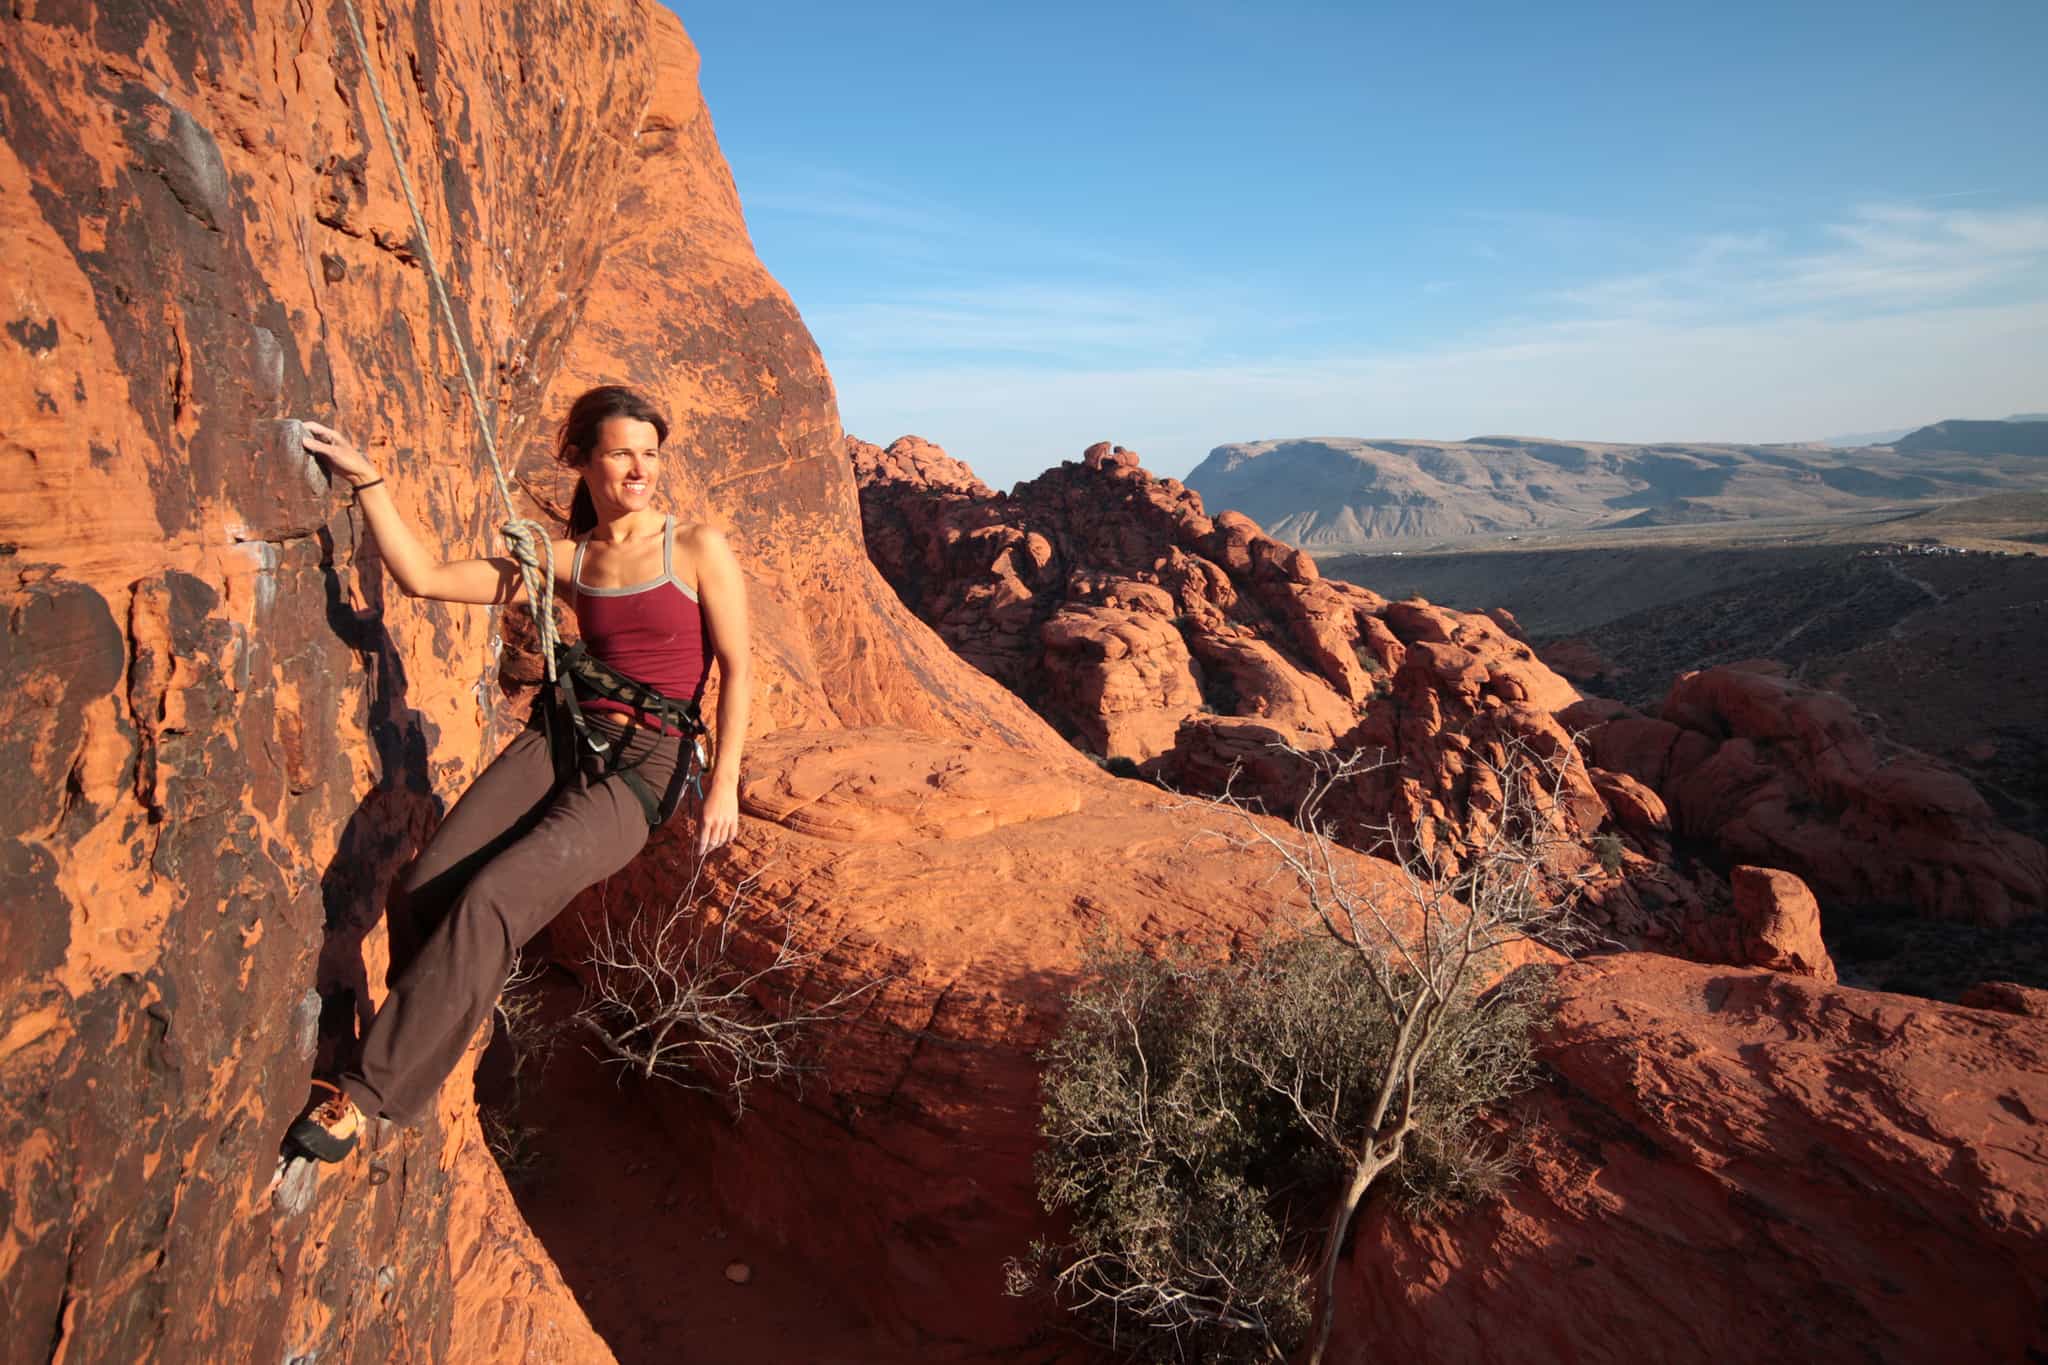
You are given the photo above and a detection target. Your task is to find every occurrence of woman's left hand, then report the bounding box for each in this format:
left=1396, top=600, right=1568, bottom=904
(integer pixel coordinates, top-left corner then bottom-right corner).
left=696, top=780, right=739, bottom=858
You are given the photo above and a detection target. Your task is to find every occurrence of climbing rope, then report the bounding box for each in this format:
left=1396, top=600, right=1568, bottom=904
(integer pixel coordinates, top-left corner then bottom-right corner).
left=335, top=0, right=559, bottom=680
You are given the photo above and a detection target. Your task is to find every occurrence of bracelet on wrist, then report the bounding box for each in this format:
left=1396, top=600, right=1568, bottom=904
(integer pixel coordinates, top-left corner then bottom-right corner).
left=350, top=476, right=386, bottom=495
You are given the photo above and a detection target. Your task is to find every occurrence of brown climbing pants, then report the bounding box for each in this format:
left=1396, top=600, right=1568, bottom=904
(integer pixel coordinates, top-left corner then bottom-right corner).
left=340, top=714, right=683, bottom=1122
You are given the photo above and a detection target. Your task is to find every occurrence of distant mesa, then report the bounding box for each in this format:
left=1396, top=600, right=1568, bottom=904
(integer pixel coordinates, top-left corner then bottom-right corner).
left=1888, top=417, right=2048, bottom=458
left=1823, top=426, right=1914, bottom=448
left=1826, top=412, right=2045, bottom=449
left=1183, top=424, right=2048, bottom=550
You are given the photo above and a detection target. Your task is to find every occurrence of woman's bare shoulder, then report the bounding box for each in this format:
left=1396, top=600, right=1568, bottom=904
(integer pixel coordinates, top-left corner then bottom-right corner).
left=673, top=520, right=733, bottom=555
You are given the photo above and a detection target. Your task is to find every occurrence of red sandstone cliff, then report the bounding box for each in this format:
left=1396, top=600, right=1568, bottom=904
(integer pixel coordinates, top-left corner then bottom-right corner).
left=1, top=0, right=679, bottom=1355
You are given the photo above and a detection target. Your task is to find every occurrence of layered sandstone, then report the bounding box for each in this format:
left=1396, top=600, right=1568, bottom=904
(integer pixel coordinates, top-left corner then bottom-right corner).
left=0, top=0, right=683, bottom=1355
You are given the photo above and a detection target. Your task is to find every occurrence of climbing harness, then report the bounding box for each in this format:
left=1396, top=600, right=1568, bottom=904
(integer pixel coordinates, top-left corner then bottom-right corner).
left=548, top=642, right=708, bottom=827
left=336, top=0, right=706, bottom=827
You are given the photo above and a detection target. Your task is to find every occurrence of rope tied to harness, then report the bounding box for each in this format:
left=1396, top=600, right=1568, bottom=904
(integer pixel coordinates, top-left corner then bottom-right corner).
left=336, top=0, right=558, bottom=680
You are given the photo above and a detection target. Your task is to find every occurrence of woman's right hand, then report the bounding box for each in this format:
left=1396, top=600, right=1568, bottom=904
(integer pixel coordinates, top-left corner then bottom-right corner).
left=301, top=420, right=380, bottom=485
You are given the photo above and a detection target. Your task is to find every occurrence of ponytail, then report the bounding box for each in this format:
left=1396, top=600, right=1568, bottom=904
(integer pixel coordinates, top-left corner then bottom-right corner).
left=567, top=482, right=598, bottom=538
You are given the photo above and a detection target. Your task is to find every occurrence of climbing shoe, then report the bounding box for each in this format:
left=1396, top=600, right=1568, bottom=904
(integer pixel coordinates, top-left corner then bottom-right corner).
left=287, top=1079, right=364, bottom=1163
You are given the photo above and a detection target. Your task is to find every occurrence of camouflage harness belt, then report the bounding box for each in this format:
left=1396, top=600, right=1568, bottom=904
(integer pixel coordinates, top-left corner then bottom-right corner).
left=546, top=641, right=707, bottom=828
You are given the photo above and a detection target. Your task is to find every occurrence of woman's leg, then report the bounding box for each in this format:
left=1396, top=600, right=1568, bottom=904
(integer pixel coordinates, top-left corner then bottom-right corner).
left=339, top=753, right=666, bottom=1123
left=382, top=723, right=560, bottom=973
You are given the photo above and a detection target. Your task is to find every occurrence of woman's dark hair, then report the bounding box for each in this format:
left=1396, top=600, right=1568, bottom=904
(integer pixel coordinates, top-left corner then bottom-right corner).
left=556, top=385, right=670, bottom=536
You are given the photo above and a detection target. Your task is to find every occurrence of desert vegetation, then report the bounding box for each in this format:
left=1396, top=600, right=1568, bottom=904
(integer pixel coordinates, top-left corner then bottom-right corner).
left=486, top=868, right=882, bottom=1132
left=1013, top=746, right=1586, bottom=1362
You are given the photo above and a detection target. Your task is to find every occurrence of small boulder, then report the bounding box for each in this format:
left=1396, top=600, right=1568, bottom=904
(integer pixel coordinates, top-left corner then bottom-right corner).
left=1732, top=866, right=1836, bottom=981
left=1590, top=767, right=1669, bottom=837
left=1959, top=981, right=2048, bottom=1018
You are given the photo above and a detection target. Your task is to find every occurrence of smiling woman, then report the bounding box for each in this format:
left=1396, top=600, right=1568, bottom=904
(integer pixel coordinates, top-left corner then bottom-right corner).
left=286, top=384, right=753, bottom=1164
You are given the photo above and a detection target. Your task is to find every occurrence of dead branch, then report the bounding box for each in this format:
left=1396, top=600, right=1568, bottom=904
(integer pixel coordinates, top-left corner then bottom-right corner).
left=572, top=862, right=886, bottom=1118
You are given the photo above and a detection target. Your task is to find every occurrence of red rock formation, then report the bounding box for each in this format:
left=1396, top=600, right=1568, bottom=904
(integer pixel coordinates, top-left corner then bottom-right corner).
left=1585, top=662, right=2048, bottom=925
left=1338, top=953, right=2048, bottom=1363
left=9, top=3, right=2042, bottom=1363
left=850, top=434, right=1606, bottom=877
left=1530, top=634, right=1617, bottom=685
left=550, top=726, right=1427, bottom=1352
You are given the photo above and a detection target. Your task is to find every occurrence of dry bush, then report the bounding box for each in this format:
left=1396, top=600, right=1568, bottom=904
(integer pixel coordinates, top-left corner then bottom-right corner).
left=1017, top=739, right=1584, bottom=1364
left=1014, top=934, right=1542, bottom=1363
left=493, top=952, right=560, bottom=1081
left=572, top=866, right=882, bottom=1117
left=479, top=1104, right=545, bottom=1188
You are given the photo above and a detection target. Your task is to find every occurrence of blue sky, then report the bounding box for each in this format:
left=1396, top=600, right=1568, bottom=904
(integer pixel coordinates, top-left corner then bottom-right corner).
left=671, top=1, right=2048, bottom=489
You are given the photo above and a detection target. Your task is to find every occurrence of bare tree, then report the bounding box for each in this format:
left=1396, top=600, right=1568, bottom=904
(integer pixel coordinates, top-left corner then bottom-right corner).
left=572, top=864, right=885, bottom=1117
left=1206, top=738, right=1590, bottom=1365
left=1018, top=736, right=1588, bottom=1364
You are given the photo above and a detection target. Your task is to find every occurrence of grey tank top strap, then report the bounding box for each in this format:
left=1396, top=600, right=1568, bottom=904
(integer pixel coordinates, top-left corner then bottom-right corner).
left=569, top=535, right=588, bottom=612
left=660, top=515, right=674, bottom=580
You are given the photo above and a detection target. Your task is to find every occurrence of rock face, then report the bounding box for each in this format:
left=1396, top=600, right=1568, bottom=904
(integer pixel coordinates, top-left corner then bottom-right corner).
left=1731, top=865, right=1836, bottom=980
left=1583, top=662, right=2048, bottom=925
left=850, top=435, right=1607, bottom=876
left=0, top=0, right=690, bottom=1356
left=1339, top=954, right=2048, bottom=1364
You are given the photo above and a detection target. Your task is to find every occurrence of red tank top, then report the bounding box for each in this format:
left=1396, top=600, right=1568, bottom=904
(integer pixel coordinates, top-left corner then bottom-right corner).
left=570, top=516, right=711, bottom=731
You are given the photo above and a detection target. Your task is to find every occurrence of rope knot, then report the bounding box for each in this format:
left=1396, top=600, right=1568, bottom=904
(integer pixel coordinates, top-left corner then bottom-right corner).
left=500, top=516, right=560, bottom=681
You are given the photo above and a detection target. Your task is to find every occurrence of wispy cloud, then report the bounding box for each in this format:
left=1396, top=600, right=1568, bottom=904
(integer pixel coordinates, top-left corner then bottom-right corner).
left=740, top=168, right=963, bottom=235
left=1553, top=202, right=2048, bottom=318
left=810, top=283, right=1221, bottom=360
left=745, top=168, right=1285, bottom=367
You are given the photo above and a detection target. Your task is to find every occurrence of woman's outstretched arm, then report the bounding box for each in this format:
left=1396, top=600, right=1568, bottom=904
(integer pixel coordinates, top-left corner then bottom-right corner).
left=690, top=523, right=751, bottom=856
left=301, top=420, right=569, bottom=604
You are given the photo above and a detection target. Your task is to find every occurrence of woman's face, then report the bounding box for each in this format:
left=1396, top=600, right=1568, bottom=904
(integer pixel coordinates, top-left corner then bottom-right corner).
left=582, top=416, right=663, bottom=517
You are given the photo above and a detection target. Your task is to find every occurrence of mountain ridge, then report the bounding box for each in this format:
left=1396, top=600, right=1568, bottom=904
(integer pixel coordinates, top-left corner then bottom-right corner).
left=1184, top=425, right=2048, bottom=549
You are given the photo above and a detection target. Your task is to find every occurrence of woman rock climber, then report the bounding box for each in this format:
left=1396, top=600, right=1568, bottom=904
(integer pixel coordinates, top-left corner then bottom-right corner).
left=286, top=384, right=751, bottom=1162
